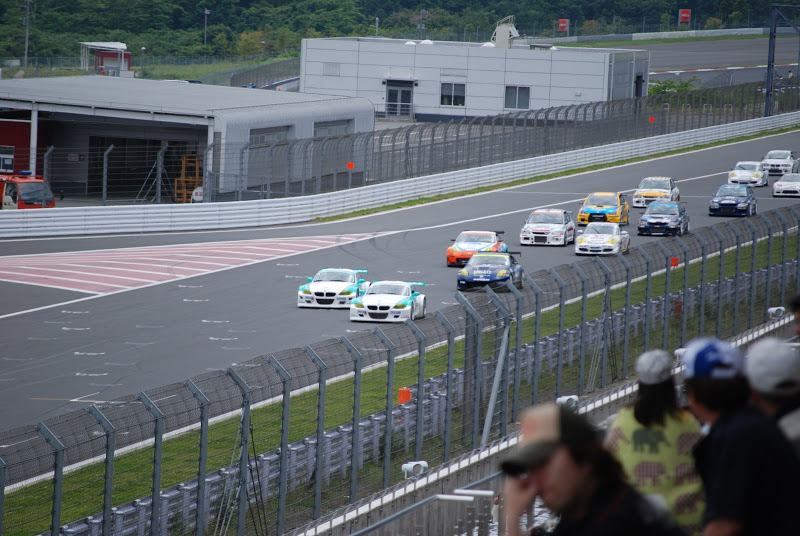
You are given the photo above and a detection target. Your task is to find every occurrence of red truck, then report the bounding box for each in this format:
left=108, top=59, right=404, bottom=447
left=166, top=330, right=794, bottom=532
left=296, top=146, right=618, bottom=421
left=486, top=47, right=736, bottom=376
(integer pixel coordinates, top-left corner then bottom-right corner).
left=0, top=171, right=56, bottom=209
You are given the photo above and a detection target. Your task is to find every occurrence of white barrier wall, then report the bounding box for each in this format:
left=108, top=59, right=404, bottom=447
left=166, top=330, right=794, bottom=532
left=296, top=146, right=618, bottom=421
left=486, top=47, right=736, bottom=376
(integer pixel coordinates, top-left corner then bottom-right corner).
left=2, top=111, right=800, bottom=238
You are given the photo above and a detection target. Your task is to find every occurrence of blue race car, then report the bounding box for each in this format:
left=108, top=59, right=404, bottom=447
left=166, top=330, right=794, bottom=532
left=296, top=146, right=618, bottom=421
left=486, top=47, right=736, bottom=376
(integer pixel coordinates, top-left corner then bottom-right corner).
left=457, top=252, right=524, bottom=290
left=637, top=202, right=690, bottom=236
left=708, top=184, right=757, bottom=217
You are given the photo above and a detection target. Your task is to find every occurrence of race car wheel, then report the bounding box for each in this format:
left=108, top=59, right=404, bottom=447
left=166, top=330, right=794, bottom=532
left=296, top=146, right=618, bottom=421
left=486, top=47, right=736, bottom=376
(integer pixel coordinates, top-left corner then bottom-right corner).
left=561, top=233, right=568, bottom=247
left=685, top=221, right=691, bottom=235
left=678, top=223, right=684, bottom=237
left=421, top=299, right=427, bottom=319
left=753, top=203, right=758, bottom=215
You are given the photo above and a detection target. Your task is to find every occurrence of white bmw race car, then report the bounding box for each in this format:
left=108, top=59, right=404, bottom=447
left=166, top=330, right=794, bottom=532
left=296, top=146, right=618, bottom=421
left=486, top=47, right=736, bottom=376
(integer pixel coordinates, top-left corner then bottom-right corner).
left=298, top=268, right=370, bottom=308
left=631, top=176, right=680, bottom=208
left=350, top=281, right=426, bottom=322
left=575, top=223, right=630, bottom=255
left=728, top=161, right=767, bottom=187
left=519, top=209, right=576, bottom=246
left=762, top=150, right=798, bottom=176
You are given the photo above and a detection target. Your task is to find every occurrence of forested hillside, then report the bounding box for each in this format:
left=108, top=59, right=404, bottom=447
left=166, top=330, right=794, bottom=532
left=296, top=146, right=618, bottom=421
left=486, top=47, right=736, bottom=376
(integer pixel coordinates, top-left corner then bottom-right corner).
left=0, top=0, right=768, bottom=58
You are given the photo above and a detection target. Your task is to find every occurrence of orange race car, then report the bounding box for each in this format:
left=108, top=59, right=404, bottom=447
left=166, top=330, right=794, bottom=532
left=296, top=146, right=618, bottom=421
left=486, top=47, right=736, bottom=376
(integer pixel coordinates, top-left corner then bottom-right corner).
left=446, top=230, right=507, bottom=267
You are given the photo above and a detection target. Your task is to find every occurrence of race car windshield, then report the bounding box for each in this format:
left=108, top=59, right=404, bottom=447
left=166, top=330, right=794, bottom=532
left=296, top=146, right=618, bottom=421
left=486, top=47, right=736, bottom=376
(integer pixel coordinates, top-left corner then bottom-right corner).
left=457, top=233, right=494, bottom=243
left=314, top=271, right=355, bottom=283
left=716, top=186, right=746, bottom=197
left=585, top=224, right=616, bottom=235
left=367, top=284, right=409, bottom=296
left=527, top=213, right=562, bottom=224
left=468, top=255, right=510, bottom=267
left=734, top=163, right=758, bottom=171
left=780, top=174, right=800, bottom=182
left=638, top=179, right=670, bottom=190
left=766, top=151, right=791, bottom=159
left=646, top=205, right=679, bottom=216
left=585, top=194, right=618, bottom=206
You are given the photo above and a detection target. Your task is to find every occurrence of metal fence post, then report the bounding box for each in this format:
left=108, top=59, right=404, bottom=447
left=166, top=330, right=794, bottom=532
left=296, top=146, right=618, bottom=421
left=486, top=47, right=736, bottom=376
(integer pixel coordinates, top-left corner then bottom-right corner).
left=42, top=146, right=54, bottom=207
left=762, top=215, right=776, bottom=322
left=790, top=207, right=800, bottom=296
left=484, top=285, right=513, bottom=438
left=185, top=379, right=210, bottom=536
left=340, top=336, right=363, bottom=503
left=730, top=224, right=745, bottom=333
left=655, top=242, right=673, bottom=349
left=434, top=312, right=456, bottom=462
left=405, top=319, right=426, bottom=461
left=569, top=264, right=590, bottom=394
left=266, top=357, right=291, bottom=536
left=203, top=142, right=215, bottom=203
left=0, top=456, right=5, bottom=535
left=616, top=253, right=633, bottom=378
left=136, top=392, right=164, bottom=536
left=88, top=405, right=116, bottom=536
left=227, top=368, right=252, bottom=536
left=102, top=144, right=114, bottom=206
left=593, top=258, right=612, bottom=388
left=156, top=143, right=168, bottom=204
left=775, top=211, right=790, bottom=307
left=37, top=422, right=65, bottom=536
left=675, top=238, right=691, bottom=347
left=546, top=269, right=567, bottom=397
left=636, top=246, right=654, bottom=351
left=504, top=280, right=524, bottom=421
left=304, top=346, right=327, bottom=519
left=710, top=227, right=726, bottom=338
left=695, top=233, right=708, bottom=337
left=742, top=219, right=758, bottom=328
left=523, top=274, right=543, bottom=404
left=373, top=328, right=396, bottom=487
left=455, top=291, right=484, bottom=450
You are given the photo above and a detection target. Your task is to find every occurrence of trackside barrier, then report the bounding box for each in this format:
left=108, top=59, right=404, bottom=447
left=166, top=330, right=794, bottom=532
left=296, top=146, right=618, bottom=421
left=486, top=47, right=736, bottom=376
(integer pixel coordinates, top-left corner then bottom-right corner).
left=2, top=111, right=800, bottom=238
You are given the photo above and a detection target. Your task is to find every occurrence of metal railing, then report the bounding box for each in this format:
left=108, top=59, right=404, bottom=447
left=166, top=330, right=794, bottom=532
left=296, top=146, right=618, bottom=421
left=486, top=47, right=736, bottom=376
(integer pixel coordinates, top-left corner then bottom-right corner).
left=2, top=205, right=799, bottom=535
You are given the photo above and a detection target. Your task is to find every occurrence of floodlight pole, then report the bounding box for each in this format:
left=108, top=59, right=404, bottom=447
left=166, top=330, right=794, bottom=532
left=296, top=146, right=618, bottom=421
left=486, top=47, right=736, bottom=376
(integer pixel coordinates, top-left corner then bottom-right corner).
left=204, top=9, right=211, bottom=45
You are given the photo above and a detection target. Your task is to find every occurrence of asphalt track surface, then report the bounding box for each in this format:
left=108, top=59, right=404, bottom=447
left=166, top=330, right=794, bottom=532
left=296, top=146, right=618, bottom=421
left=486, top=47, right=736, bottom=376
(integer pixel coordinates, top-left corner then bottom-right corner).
left=3, top=39, right=800, bottom=432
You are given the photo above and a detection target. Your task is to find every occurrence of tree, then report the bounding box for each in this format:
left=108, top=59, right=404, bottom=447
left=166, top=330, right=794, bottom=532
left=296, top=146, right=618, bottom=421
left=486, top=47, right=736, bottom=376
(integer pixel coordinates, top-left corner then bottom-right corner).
left=237, top=30, right=264, bottom=56
left=704, top=17, right=723, bottom=30
left=648, top=76, right=700, bottom=96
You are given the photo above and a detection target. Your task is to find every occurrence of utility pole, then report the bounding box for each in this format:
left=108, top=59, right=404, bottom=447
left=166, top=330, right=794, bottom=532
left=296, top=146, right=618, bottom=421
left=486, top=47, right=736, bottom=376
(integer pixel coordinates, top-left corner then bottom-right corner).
left=204, top=9, right=211, bottom=45
left=23, top=0, right=31, bottom=67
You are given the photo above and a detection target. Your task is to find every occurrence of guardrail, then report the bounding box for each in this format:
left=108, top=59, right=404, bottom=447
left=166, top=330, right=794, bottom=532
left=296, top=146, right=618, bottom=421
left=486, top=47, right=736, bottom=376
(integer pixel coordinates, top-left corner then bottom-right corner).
left=3, top=110, right=800, bottom=239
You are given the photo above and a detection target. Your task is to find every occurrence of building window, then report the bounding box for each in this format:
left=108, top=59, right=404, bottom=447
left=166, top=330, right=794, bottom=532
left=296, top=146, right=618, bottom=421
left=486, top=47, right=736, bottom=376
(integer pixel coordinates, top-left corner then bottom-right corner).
left=505, top=86, right=530, bottom=109
left=314, top=120, right=350, bottom=137
left=250, top=126, right=290, bottom=146
left=441, top=83, right=465, bottom=106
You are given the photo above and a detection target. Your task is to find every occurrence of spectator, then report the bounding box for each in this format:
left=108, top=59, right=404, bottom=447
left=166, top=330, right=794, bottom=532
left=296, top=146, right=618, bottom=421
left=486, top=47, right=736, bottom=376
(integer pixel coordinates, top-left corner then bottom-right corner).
left=500, top=402, right=685, bottom=536
left=745, top=337, right=800, bottom=459
left=604, top=350, right=703, bottom=535
left=681, top=337, right=800, bottom=536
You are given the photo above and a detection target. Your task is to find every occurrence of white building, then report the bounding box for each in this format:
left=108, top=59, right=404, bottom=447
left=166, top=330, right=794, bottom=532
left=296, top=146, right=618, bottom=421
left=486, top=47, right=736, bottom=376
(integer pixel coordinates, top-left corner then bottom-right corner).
left=300, top=23, right=649, bottom=121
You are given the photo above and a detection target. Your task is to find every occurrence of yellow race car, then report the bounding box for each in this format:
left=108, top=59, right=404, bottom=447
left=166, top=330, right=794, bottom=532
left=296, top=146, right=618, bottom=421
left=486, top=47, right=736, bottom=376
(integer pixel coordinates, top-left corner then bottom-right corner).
left=577, top=192, right=630, bottom=225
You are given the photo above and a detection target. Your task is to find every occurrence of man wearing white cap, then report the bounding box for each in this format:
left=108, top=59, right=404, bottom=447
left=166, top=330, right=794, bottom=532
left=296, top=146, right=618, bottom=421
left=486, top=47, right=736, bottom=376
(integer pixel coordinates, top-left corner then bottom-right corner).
left=745, top=337, right=800, bottom=460
left=681, top=337, right=800, bottom=536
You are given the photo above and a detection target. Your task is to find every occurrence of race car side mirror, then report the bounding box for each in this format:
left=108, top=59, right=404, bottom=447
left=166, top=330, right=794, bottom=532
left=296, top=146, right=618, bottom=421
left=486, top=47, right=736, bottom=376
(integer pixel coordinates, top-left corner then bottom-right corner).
left=578, top=230, right=584, bottom=234
left=307, top=277, right=313, bottom=282
left=451, top=238, right=456, bottom=242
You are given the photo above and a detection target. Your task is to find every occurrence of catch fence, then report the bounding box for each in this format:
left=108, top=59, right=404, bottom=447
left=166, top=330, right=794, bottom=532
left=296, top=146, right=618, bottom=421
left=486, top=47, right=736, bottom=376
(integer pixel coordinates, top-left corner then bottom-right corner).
left=2, top=205, right=799, bottom=535
left=18, top=82, right=800, bottom=204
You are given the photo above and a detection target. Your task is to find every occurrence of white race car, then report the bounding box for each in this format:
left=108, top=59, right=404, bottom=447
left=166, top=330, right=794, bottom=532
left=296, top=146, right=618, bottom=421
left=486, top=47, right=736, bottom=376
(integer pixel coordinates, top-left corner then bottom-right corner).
left=350, top=281, right=426, bottom=322
left=762, top=150, right=798, bottom=176
left=298, top=268, right=370, bottom=308
left=728, top=161, right=767, bottom=187
left=773, top=173, right=800, bottom=197
left=631, top=177, right=680, bottom=208
left=519, top=209, right=576, bottom=246
left=575, top=222, right=630, bottom=256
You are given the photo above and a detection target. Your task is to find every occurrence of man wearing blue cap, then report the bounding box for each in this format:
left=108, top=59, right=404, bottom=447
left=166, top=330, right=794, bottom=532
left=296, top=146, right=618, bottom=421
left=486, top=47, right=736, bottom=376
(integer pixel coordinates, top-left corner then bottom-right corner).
left=681, top=337, right=800, bottom=536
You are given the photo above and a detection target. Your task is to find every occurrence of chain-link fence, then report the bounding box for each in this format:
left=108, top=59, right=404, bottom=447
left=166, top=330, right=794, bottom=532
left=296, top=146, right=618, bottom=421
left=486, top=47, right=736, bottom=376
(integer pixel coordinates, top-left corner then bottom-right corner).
left=22, top=82, right=800, bottom=204
left=2, top=205, right=799, bottom=535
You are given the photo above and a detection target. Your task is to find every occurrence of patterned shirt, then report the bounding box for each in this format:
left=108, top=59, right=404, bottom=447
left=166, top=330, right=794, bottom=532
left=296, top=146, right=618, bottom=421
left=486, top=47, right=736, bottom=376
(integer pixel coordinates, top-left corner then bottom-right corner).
left=604, top=407, right=703, bottom=535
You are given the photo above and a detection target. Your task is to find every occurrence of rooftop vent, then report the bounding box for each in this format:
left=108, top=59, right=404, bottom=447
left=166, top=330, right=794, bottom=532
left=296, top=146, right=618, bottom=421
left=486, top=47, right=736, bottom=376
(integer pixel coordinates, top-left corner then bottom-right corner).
left=491, top=15, right=520, bottom=49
